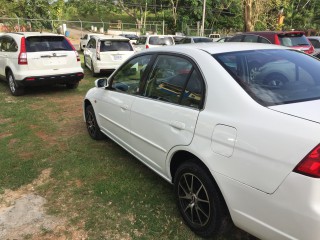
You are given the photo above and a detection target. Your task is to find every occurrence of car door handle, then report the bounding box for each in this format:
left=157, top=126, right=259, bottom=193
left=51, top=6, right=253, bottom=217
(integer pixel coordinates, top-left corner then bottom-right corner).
left=170, top=121, right=185, bottom=130
left=120, top=104, right=129, bottom=110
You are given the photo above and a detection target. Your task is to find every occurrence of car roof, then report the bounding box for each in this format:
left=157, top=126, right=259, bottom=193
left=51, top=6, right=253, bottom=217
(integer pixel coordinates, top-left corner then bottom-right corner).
left=9, top=32, right=64, bottom=37
left=92, top=35, right=129, bottom=40
left=141, top=42, right=289, bottom=55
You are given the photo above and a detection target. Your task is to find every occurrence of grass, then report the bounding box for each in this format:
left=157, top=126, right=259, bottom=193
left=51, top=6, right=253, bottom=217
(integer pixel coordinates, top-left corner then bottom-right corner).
left=0, top=53, right=255, bottom=240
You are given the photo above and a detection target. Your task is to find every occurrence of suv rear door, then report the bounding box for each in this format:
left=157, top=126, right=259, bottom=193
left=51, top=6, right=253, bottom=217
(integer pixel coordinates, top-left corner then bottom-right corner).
left=25, top=36, right=78, bottom=71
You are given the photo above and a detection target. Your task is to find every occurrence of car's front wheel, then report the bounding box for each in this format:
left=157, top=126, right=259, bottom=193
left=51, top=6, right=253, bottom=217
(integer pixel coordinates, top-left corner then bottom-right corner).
left=7, top=70, right=24, bottom=96
left=85, top=105, right=105, bottom=140
left=174, top=161, right=229, bottom=238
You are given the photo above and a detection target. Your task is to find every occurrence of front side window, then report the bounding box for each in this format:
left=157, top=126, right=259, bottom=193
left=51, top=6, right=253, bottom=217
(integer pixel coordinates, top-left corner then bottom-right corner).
left=144, top=55, right=203, bottom=108
left=111, top=55, right=152, bottom=94
left=215, top=49, right=320, bottom=106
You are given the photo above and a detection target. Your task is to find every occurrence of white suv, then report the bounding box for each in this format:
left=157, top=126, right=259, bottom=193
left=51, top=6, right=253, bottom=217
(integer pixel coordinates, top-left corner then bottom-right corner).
left=134, top=35, right=175, bottom=52
left=0, top=32, right=84, bottom=96
left=83, top=35, right=134, bottom=76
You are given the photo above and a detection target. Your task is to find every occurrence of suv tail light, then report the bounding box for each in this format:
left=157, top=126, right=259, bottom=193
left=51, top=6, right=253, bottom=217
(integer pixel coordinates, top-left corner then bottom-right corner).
left=65, top=37, right=80, bottom=62
left=146, top=44, right=149, bottom=49
left=18, top=37, right=27, bottom=65
left=294, top=144, right=320, bottom=178
left=305, top=43, right=315, bottom=55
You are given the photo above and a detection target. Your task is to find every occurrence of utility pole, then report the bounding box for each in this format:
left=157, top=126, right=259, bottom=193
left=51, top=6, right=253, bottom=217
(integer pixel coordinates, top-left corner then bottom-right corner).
left=200, top=0, right=206, bottom=36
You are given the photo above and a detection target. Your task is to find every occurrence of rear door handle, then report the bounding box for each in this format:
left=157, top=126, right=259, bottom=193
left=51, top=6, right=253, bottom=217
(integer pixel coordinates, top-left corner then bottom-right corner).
left=170, top=121, right=185, bottom=130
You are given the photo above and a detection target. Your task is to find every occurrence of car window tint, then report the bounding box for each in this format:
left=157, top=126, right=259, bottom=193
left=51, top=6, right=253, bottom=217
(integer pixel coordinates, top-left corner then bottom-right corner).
left=144, top=55, right=193, bottom=104
left=100, top=40, right=133, bottom=52
left=278, top=34, right=309, bottom=47
left=260, top=37, right=271, bottom=44
left=215, top=49, right=320, bottom=106
left=26, top=36, right=73, bottom=52
left=112, top=55, right=152, bottom=94
left=243, top=35, right=259, bottom=43
left=194, top=38, right=213, bottom=43
left=149, top=37, right=173, bottom=45
left=229, top=35, right=243, bottom=42
left=0, top=37, right=17, bottom=52
left=309, top=39, right=320, bottom=48
left=137, top=37, right=147, bottom=44
left=180, top=70, right=203, bottom=108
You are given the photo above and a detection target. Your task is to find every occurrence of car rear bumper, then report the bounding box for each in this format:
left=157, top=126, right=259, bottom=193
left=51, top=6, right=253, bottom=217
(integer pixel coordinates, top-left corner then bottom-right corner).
left=214, top=171, right=320, bottom=240
left=16, top=72, right=84, bottom=87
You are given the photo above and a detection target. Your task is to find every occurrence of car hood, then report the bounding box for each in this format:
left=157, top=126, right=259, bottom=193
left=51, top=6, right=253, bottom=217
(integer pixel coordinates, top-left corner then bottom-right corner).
left=269, top=99, right=320, bottom=123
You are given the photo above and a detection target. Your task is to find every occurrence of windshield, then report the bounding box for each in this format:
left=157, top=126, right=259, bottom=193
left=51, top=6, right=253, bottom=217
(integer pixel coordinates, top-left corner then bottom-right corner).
left=193, top=38, right=213, bottom=43
left=214, top=49, right=320, bottom=106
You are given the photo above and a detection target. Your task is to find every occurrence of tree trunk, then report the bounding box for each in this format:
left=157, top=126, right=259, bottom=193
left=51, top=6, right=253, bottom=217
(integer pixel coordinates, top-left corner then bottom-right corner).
left=243, top=0, right=254, bottom=32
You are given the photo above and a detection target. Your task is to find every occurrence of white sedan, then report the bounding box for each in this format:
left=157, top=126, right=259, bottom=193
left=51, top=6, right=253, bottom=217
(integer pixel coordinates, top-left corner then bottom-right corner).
left=83, top=42, right=320, bottom=240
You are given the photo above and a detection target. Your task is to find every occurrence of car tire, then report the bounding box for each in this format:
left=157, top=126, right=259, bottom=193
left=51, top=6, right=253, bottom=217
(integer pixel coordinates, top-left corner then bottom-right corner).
left=85, top=105, right=105, bottom=140
left=174, top=161, right=230, bottom=238
left=91, top=61, right=97, bottom=77
left=7, top=70, right=24, bottom=96
left=66, top=82, right=79, bottom=89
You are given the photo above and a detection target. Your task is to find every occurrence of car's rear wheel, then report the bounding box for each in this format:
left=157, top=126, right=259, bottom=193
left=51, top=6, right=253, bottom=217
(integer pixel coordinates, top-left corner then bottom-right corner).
left=7, top=70, right=24, bottom=96
left=174, top=161, right=229, bottom=238
left=85, top=105, right=104, bottom=140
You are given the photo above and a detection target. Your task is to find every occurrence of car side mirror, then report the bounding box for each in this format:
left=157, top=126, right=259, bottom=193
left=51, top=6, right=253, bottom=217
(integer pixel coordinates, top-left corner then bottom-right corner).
left=95, top=78, right=107, bottom=88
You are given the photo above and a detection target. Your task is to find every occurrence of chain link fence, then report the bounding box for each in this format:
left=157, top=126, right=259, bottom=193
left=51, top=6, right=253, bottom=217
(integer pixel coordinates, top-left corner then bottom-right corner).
left=0, top=17, right=168, bottom=39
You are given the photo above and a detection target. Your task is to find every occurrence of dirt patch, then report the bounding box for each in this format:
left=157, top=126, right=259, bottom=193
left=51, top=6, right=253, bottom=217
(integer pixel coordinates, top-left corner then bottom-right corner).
left=0, top=169, right=88, bottom=239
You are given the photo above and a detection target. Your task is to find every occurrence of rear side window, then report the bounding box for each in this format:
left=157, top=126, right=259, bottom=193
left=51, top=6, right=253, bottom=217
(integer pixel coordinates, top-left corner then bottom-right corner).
left=229, top=35, right=243, bottom=42
left=215, top=49, right=320, bottom=106
left=278, top=34, right=310, bottom=47
left=137, top=37, right=147, bottom=44
left=100, top=40, right=133, bottom=52
left=243, top=35, right=259, bottom=43
left=309, top=39, right=320, bottom=48
left=26, top=36, right=73, bottom=52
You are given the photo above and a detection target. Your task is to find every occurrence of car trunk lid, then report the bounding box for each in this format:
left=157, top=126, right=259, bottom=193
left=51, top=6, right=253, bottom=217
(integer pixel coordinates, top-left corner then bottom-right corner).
left=269, top=99, right=320, bottom=123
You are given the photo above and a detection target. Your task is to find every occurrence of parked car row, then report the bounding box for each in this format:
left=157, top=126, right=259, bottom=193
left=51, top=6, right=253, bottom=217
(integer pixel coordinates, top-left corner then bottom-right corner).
left=0, top=32, right=84, bottom=96
left=83, top=42, right=320, bottom=240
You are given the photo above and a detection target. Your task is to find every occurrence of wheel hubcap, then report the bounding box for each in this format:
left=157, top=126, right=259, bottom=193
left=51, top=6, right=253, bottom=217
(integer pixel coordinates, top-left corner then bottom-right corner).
left=9, top=75, right=15, bottom=92
left=178, top=173, right=210, bottom=227
left=86, top=111, right=96, bottom=136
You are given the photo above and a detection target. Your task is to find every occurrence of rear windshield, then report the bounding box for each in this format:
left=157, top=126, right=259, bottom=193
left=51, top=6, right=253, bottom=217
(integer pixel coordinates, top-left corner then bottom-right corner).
left=278, top=33, right=310, bottom=47
left=214, top=49, right=320, bottom=106
left=100, top=40, right=133, bottom=52
left=26, top=36, right=73, bottom=52
left=193, top=38, right=213, bottom=43
left=149, top=36, right=174, bottom=46
left=137, top=37, right=147, bottom=44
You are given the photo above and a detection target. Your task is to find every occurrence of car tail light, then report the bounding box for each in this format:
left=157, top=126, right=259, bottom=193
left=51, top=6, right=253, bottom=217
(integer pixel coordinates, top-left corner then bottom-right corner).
left=18, top=37, right=27, bottom=65
left=274, top=35, right=281, bottom=45
left=294, top=144, right=320, bottom=178
left=305, top=42, right=315, bottom=55
left=96, top=41, right=101, bottom=60
left=146, top=44, right=149, bottom=49
left=65, top=37, right=80, bottom=62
